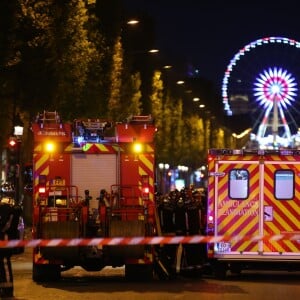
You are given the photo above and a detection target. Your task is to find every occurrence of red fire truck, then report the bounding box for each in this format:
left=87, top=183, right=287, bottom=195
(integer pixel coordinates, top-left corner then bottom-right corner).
left=206, top=148, right=300, bottom=279
left=31, top=111, right=161, bottom=281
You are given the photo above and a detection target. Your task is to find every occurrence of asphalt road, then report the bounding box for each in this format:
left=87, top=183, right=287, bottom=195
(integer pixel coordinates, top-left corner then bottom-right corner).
left=11, top=247, right=300, bottom=300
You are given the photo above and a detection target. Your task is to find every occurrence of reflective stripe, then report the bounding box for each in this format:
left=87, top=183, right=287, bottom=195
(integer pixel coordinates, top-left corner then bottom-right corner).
left=0, top=256, right=13, bottom=292
left=175, top=244, right=183, bottom=274
left=0, top=281, right=13, bottom=287
left=3, top=257, right=12, bottom=283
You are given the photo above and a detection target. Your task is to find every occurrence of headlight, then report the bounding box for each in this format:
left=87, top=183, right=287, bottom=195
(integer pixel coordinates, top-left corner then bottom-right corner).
left=133, top=142, right=143, bottom=153
left=44, top=141, right=56, bottom=153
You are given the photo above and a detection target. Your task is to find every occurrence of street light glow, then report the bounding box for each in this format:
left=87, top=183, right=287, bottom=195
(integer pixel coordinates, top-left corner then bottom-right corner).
left=14, top=126, right=24, bottom=136
left=127, top=19, right=139, bottom=25
left=148, top=49, right=159, bottom=53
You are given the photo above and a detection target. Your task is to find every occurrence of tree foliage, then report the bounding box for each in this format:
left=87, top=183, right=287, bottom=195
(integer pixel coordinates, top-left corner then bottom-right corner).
left=0, top=0, right=21, bottom=147
left=21, top=0, right=97, bottom=119
left=120, top=71, right=142, bottom=118
left=108, top=36, right=123, bottom=121
left=150, top=70, right=164, bottom=160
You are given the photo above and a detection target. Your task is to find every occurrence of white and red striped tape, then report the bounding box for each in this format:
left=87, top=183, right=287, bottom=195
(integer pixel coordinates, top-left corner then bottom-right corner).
left=1, top=233, right=300, bottom=248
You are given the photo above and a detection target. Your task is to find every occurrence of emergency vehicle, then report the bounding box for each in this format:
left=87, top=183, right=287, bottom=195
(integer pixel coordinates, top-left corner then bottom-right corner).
left=31, top=111, right=205, bottom=282
left=206, top=148, right=300, bottom=278
left=31, top=111, right=159, bottom=281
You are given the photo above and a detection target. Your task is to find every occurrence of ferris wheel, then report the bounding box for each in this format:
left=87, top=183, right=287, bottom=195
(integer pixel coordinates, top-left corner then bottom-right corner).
left=222, top=36, right=300, bottom=149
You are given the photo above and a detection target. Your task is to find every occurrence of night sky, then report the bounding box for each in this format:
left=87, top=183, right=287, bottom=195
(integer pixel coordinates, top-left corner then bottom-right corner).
left=123, top=0, right=300, bottom=89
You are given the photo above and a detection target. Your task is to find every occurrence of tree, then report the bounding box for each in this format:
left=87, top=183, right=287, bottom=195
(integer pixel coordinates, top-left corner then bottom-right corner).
left=16, top=0, right=60, bottom=114
left=83, top=2, right=108, bottom=117
left=150, top=70, right=165, bottom=161
left=161, top=92, right=173, bottom=164
left=108, top=36, right=123, bottom=121
left=183, top=115, right=205, bottom=168
left=18, top=0, right=100, bottom=120
left=108, top=34, right=145, bottom=121
left=0, top=0, right=19, bottom=148
left=52, top=0, right=98, bottom=120
left=170, top=98, right=184, bottom=164
left=120, top=71, right=142, bottom=118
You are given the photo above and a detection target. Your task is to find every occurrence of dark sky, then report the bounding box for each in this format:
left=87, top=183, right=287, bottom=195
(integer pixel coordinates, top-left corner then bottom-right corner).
left=123, top=0, right=300, bottom=90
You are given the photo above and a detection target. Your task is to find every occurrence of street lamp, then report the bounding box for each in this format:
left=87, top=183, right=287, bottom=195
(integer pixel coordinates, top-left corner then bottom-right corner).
left=148, top=49, right=159, bottom=53
left=177, top=165, right=189, bottom=189
left=176, top=80, right=185, bottom=85
left=158, top=163, right=169, bottom=194
left=13, top=113, right=24, bottom=138
left=14, top=124, right=24, bottom=137
left=127, top=19, right=139, bottom=25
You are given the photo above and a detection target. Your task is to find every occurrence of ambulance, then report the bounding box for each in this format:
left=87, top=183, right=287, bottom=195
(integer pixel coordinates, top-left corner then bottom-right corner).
left=206, top=148, right=300, bottom=278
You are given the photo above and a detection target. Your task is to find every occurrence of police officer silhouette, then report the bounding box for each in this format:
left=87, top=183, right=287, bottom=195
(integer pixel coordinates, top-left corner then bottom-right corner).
left=0, top=199, right=14, bottom=299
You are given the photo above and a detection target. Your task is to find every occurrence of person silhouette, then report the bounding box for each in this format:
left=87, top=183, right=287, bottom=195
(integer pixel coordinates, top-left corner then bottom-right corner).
left=0, top=199, right=14, bottom=299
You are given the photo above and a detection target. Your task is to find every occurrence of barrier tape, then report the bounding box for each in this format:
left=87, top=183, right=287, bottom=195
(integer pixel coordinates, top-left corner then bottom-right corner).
left=1, top=233, right=300, bottom=248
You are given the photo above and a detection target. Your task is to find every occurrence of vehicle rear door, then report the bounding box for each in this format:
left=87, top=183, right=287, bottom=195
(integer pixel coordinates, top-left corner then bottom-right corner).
left=263, top=158, right=300, bottom=254
left=214, top=156, right=260, bottom=254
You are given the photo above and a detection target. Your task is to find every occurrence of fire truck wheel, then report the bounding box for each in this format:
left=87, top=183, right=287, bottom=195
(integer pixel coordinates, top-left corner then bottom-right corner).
left=229, top=263, right=242, bottom=275
left=125, top=264, right=154, bottom=281
left=213, top=261, right=228, bottom=280
left=32, top=263, right=61, bottom=282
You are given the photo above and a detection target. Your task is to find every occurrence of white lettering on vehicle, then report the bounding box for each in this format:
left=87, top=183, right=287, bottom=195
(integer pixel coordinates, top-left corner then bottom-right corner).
left=37, top=130, right=67, bottom=136
left=218, top=200, right=258, bottom=216
left=223, top=208, right=258, bottom=216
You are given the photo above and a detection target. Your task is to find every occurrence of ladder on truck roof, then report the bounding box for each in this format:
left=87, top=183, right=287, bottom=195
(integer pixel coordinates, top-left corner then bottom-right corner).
left=125, top=115, right=153, bottom=124
left=36, top=111, right=62, bottom=129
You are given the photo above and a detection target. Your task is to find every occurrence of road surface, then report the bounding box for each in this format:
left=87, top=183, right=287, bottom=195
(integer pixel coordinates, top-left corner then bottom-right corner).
left=11, top=247, right=300, bottom=300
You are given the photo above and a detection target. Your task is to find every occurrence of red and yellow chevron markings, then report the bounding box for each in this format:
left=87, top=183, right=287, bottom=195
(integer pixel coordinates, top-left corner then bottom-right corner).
left=214, top=160, right=260, bottom=252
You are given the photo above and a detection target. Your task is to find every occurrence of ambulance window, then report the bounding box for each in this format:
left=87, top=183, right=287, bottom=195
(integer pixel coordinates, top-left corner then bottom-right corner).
left=229, top=169, right=249, bottom=199
left=274, top=170, right=294, bottom=200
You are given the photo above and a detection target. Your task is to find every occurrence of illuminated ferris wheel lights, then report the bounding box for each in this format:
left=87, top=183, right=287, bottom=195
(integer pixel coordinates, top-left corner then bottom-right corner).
left=271, top=85, right=280, bottom=94
left=253, top=95, right=271, bottom=109
left=281, top=99, right=292, bottom=109
left=222, top=37, right=300, bottom=112
left=222, top=36, right=300, bottom=130
left=254, top=67, right=297, bottom=110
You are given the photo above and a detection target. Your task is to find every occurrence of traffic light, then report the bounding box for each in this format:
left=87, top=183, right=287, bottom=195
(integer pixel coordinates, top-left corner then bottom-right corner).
left=6, top=136, right=20, bottom=181
left=8, top=137, right=17, bottom=148
left=7, top=137, right=19, bottom=165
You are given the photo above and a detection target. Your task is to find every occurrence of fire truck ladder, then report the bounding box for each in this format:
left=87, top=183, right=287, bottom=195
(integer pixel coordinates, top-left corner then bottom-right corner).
left=126, top=115, right=154, bottom=124
left=37, top=110, right=62, bottom=129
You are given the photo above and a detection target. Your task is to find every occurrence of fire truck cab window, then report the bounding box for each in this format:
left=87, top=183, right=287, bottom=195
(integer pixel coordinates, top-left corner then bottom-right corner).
left=229, top=169, right=249, bottom=199
left=274, top=170, right=294, bottom=200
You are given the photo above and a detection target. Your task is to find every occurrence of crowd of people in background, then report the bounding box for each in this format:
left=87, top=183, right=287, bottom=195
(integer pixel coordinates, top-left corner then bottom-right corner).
left=156, top=187, right=207, bottom=236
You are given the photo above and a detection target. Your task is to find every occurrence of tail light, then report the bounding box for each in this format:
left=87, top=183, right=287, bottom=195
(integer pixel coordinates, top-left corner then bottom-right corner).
left=38, top=186, right=46, bottom=195
left=207, top=214, right=214, bottom=235
left=141, top=175, right=150, bottom=200
left=38, top=175, right=47, bottom=197
left=207, top=214, right=215, bottom=258
left=142, top=186, right=150, bottom=194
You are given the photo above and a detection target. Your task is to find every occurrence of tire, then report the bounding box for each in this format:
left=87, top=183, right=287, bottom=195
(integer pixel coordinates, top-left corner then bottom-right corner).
left=214, top=261, right=228, bottom=280
left=125, top=264, right=154, bottom=281
left=230, top=263, right=242, bottom=275
left=32, top=263, right=61, bottom=282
